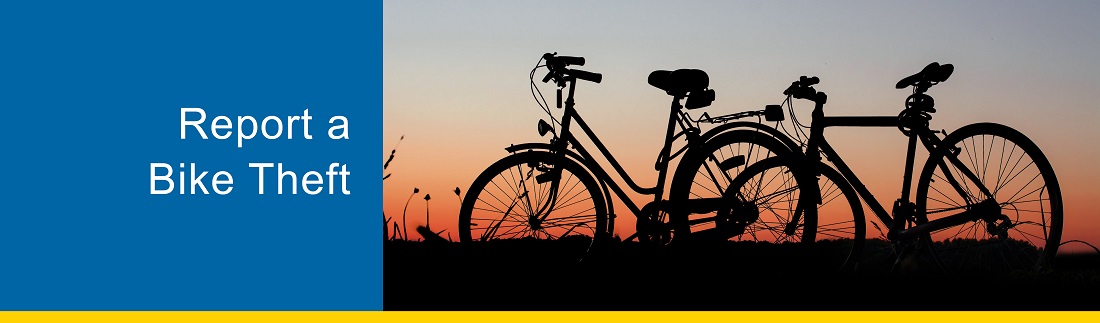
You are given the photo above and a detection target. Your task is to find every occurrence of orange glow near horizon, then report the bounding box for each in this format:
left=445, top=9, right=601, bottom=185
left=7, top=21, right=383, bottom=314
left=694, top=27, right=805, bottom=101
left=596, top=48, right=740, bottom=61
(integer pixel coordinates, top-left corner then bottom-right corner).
left=383, top=109, right=1100, bottom=254
left=384, top=1, right=1100, bottom=254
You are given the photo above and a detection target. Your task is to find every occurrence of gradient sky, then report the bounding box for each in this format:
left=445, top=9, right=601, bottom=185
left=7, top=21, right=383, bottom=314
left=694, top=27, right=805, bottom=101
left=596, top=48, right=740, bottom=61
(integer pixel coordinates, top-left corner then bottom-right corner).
left=384, top=0, right=1100, bottom=252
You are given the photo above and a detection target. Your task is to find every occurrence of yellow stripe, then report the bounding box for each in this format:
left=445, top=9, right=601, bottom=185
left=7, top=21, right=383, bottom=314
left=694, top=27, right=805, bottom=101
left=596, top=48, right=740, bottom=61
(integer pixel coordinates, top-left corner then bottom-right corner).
left=1, top=311, right=1099, bottom=323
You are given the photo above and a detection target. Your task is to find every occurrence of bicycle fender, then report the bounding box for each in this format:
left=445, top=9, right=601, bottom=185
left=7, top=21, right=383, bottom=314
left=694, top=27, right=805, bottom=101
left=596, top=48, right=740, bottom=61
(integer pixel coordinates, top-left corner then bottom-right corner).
left=503, top=142, right=616, bottom=230
left=504, top=142, right=589, bottom=161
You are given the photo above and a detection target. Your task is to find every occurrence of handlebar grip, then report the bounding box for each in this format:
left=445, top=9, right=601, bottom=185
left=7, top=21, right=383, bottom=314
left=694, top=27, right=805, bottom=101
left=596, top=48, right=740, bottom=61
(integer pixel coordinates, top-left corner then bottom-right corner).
left=568, top=69, right=602, bottom=83
left=800, top=76, right=820, bottom=86
left=557, top=55, right=585, bottom=66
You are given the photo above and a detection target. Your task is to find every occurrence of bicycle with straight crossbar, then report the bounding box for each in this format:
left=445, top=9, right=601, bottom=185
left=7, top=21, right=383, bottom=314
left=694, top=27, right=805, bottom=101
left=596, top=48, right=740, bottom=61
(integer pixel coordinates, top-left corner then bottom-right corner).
left=753, top=63, right=1062, bottom=273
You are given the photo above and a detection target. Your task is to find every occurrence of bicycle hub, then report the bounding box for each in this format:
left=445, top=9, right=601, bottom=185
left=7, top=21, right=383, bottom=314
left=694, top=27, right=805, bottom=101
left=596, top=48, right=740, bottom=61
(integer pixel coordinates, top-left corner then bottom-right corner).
left=716, top=194, right=759, bottom=230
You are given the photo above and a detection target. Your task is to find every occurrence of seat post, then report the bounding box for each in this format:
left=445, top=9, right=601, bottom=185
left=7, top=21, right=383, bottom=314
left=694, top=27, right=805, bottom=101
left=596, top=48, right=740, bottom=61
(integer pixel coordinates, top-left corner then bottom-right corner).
left=653, top=96, right=682, bottom=201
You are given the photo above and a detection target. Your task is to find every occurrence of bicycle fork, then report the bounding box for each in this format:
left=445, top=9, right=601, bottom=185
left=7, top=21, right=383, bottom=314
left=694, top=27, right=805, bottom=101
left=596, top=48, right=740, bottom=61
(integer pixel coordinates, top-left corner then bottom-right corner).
left=787, top=103, right=828, bottom=238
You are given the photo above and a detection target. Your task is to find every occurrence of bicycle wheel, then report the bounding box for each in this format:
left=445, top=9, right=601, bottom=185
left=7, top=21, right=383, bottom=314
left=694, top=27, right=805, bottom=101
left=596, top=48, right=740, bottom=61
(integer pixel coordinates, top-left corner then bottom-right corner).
left=669, top=130, right=795, bottom=242
left=915, top=123, right=1062, bottom=274
left=670, top=129, right=864, bottom=254
left=729, top=156, right=865, bottom=269
left=458, top=150, right=608, bottom=243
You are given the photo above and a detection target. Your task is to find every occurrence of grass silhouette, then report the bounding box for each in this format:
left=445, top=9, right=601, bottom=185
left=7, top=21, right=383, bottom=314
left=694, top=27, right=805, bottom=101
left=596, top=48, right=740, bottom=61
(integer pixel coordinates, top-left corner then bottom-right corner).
left=385, top=236, right=1100, bottom=310
left=383, top=135, right=456, bottom=242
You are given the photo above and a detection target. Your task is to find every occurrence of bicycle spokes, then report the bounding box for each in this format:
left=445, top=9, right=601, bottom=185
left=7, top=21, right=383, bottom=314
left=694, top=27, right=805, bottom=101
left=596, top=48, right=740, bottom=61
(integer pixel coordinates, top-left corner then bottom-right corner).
left=917, top=124, right=1062, bottom=273
left=460, top=151, right=607, bottom=242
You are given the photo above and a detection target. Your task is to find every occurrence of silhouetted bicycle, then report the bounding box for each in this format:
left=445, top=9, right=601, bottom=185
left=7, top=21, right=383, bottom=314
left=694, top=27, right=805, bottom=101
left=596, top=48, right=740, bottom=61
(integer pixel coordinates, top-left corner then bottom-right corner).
left=761, top=63, right=1062, bottom=273
left=458, top=53, right=848, bottom=254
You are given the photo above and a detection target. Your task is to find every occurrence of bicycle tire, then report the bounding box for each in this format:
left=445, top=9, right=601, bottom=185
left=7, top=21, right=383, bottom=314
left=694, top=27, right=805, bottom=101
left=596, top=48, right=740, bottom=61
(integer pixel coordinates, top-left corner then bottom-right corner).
left=458, top=150, right=609, bottom=243
left=668, top=130, right=796, bottom=241
left=731, top=156, right=866, bottom=269
left=914, top=122, right=1063, bottom=274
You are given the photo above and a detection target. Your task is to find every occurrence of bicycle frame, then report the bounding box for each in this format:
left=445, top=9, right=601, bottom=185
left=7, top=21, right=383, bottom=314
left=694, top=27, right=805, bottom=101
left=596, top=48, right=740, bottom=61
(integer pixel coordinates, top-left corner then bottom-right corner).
left=527, top=78, right=701, bottom=233
left=801, top=99, right=1000, bottom=243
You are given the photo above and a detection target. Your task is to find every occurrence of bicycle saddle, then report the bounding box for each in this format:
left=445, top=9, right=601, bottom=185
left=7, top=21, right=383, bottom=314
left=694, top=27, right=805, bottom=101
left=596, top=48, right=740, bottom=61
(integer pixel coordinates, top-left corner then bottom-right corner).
left=895, top=62, right=954, bottom=89
left=648, top=69, right=709, bottom=96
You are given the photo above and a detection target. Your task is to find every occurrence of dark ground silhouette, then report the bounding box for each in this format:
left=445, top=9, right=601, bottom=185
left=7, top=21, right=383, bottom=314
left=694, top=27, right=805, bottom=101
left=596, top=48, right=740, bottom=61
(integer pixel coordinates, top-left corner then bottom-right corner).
left=384, top=238, right=1100, bottom=311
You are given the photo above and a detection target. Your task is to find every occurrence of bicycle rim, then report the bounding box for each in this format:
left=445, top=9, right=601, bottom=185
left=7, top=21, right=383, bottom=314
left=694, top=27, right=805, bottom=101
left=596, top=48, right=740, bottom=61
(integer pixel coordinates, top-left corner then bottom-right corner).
left=915, top=123, right=1062, bottom=274
left=459, top=151, right=608, bottom=243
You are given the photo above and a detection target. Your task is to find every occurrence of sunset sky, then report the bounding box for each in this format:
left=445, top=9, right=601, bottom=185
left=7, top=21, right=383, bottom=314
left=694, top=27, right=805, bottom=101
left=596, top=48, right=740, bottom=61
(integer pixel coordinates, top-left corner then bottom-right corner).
left=383, top=1, right=1100, bottom=253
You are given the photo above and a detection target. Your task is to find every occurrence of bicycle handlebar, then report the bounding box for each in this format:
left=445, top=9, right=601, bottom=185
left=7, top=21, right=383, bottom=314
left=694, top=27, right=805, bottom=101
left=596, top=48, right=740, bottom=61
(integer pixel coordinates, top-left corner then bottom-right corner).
left=543, top=53, right=585, bottom=67
left=568, top=69, right=603, bottom=83
left=783, top=75, right=825, bottom=103
left=542, top=52, right=602, bottom=85
left=553, top=55, right=585, bottom=67
left=800, top=76, right=819, bottom=86
left=788, top=87, right=817, bottom=100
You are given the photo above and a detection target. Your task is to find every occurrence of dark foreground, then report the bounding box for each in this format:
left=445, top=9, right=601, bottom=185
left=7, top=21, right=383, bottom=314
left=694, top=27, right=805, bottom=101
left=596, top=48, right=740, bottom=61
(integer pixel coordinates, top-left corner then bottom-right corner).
left=384, top=238, right=1100, bottom=311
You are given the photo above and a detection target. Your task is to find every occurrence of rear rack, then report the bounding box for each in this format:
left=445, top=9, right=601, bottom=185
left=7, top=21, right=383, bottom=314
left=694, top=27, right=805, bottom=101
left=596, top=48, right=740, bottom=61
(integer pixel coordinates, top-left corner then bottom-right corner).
left=696, top=105, right=785, bottom=124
